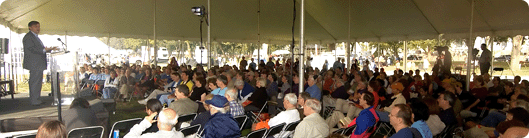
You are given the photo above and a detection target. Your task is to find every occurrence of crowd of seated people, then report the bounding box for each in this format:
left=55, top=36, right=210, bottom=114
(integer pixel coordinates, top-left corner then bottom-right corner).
left=35, top=56, right=529, bottom=138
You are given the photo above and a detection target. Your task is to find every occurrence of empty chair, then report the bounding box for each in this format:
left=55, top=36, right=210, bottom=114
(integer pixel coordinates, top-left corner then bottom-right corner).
left=234, top=115, right=248, bottom=131
left=264, top=123, right=285, bottom=138
left=179, top=124, right=201, bottom=137
left=246, top=128, right=267, bottom=138
left=109, top=118, right=143, bottom=138
left=67, top=126, right=104, bottom=138
left=176, top=113, right=197, bottom=129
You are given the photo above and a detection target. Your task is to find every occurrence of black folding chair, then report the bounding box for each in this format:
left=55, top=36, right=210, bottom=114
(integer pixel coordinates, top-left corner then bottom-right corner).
left=246, top=128, right=267, bottom=138
left=108, top=118, right=143, bottom=138
left=178, top=113, right=197, bottom=123
left=12, top=133, right=37, bottom=138
left=251, top=101, right=268, bottom=123
left=95, top=80, right=106, bottom=96
left=179, top=124, right=201, bottom=137
left=234, top=115, right=248, bottom=131
left=278, top=120, right=300, bottom=137
left=67, top=126, right=104, bottom=138
left=264, top=123, right=285, bottom=138
left=176, top=113, right=197, bottom=130
left=343, top=125, right=357, bottom=136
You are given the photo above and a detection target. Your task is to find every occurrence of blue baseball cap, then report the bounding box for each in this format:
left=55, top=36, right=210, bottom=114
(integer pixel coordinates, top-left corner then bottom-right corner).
left=205, top=95, right=228, bottom=108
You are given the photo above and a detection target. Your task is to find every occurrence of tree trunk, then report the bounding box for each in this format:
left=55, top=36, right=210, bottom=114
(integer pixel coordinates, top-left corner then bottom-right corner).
left=511, top=35, right=523, bottom=71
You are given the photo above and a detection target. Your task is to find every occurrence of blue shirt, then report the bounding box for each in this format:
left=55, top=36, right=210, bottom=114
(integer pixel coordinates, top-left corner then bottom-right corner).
left=390, top=127, right=413, bottom=138
left=305, top=85, right=321, bottom=100
left=211, top=87, right=227, bottom=96
left=411, top=120, right=433, bottom=138
left=354, top=106, right=377, bottom=135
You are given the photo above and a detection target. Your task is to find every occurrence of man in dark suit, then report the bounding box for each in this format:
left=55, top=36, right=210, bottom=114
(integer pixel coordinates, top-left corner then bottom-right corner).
left=23, top=21, right=57, bottom=105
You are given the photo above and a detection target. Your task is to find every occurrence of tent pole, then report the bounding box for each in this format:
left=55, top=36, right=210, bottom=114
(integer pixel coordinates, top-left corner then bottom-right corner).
left=107, top=33, right=110, bottom=65
left=257, top=0, right=260, bottom=68
left=404, top=40, right=407, bottom=72
left=490, top=34, right=494, bottom=75
left=299, top=0, right=305, bottom=94
left=466, top=0, right=475, bottom=91
left=346, top=0, right=351, bottom=70
left=207, top=0, right=211, bottom=69
left=153, top=0, right=158, bottom=66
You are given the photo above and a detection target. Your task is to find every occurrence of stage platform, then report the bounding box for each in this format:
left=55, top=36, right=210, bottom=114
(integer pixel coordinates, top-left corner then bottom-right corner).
left=0, top=93, right=108, bottom=135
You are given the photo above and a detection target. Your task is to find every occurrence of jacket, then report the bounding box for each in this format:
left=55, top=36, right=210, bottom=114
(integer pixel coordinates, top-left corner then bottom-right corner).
left=203, top=113, right=241, bottom=138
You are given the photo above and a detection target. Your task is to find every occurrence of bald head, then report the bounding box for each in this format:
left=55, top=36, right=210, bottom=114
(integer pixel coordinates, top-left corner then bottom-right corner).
left=158, top=108, right=178, bottom=130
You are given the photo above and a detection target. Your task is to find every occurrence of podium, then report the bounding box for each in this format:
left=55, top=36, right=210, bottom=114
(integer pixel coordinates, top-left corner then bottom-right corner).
left=49, top=50, right=79, bottom=122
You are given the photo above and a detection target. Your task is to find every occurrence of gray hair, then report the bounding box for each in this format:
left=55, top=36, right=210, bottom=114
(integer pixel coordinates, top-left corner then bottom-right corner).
left=158, top=108, right=178, bottom=126
left=284, top=93, right=297, bottom=106
left=210, top=105, right=227, bottom=113
left=225, top=88, right=238, bottom=100
left=305, top=99, right=321, bottom=113
left=235, top=79, right=244, bottom=87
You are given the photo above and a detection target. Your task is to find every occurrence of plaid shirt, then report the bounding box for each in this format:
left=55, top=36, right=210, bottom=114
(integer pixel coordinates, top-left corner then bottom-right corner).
left=229, top=100, right=245, bottom=117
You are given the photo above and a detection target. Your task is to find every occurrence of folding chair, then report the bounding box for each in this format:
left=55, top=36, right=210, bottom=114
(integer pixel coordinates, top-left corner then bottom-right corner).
left=246, top=128, right=267, bottom=138
left=176, top=113, right=197, bottom=130
left=342, top=125, right=357, bottom=136
left=234, top=115, right=248, bottom=131
left=278, top=120, right=300, bottom=137
left=264, top=123, right=285, bottom=138
left=179, top=124, right=201, bottom=137
left=374, top=121, right=393, bottom=136
left=12, top=133, right=37, bottom=138
left=95, top=80, right=106, bottom=97
left=251, top=101, right=268, bottom=123
left=67, top=126, right=104, bottom=138
left=108, top=118, right=143, bottom=138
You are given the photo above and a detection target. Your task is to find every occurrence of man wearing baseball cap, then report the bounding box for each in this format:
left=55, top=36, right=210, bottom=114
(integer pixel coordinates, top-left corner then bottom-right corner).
left=376, top=82, right=407, bottom=123
left=202, top=95, right=241, bottom=138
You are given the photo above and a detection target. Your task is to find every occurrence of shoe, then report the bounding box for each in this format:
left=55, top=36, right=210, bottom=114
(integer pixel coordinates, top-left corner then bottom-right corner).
left=138, top=99, right=147, bottom=105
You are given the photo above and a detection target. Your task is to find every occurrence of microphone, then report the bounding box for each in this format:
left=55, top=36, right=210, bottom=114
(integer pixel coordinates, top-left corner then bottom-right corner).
left=57, top=38, right=68, bottom=52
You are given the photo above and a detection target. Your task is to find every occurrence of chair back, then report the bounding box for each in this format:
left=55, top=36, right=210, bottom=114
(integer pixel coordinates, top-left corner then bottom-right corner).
left=176, top=113, right=197, bottom=130
left=246, top=128, right=267, bottom=138
left=178, top=113, right=197, bottom=123
left=96, top=80, right=105, bottom=85
left=284, top=121, right=300, bottom=131
left=343, top=125, right=356, bottom=136
left=12, top=133, right=37, bottom=138
left=67, top=126, right=104, bottom=138
left=179, top=124, right=201, bottom=137
left=108, top=118, right=143, bottom=138
left=86, top=80, right=96, bottom=84
left=264, top=123, right=285, bottom=137
left=234, top=115, right=248, bottom=131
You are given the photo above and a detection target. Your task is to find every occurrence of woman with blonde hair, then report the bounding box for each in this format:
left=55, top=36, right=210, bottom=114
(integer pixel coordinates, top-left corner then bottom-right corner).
left=244, top=78, right=269, bottom=111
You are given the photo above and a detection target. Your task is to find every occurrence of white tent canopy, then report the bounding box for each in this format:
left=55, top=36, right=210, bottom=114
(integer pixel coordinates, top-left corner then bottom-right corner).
left=0, top=0, right=529, bottom=44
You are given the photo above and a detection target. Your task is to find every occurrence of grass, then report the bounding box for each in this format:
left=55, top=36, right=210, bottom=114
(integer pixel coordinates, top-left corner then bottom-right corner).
left=109, top=99, right=147, bottom=126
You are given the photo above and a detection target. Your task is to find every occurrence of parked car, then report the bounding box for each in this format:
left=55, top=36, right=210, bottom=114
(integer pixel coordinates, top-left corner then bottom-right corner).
left=494, top=55, right=511, bottom=62
left=407, top=55, right=423, bottom=60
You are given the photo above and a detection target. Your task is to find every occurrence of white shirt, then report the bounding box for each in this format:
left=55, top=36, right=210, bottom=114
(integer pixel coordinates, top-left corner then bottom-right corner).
left=269, top=109, right=300, bottom=127
left=293, top=113, right=329, bottom=138
left=268, top=109, right=300, bottom=137
left=124, top=119, right=184, bottom=138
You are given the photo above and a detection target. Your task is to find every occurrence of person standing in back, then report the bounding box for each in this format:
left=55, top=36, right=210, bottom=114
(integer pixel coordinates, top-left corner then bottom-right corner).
left=23, top=21, right=57, bottom=105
